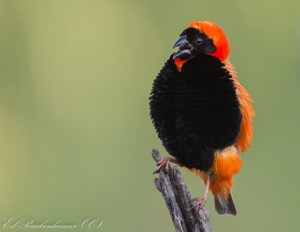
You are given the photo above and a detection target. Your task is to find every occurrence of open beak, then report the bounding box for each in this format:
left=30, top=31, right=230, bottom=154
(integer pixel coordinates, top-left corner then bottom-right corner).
left=173, top=34, right=188, bottom=49
left=172, top=35, right=193, bottom=60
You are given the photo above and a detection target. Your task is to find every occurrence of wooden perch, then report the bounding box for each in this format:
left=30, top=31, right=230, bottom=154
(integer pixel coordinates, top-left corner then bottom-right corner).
left=152, top=149, right=211, bottom=232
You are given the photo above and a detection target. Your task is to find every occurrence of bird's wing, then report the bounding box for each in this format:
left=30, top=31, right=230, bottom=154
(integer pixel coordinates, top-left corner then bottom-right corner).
left=225, top=60, right=255, bottom=152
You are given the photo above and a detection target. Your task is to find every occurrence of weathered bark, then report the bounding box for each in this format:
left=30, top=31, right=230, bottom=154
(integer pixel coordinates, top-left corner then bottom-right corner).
left=152, top=149, right=211, bottom=232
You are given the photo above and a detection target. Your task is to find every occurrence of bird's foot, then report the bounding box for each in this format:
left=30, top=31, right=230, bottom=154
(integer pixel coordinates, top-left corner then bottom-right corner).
left=190, top=174, right=210, bottom=211
left=153, top=157, right=171, bottom=174
left=191, top=197, right=207, bottom=211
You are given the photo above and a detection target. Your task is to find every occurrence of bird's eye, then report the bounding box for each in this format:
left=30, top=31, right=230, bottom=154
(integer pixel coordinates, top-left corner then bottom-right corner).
left=195, top=38, right=203, bottom=45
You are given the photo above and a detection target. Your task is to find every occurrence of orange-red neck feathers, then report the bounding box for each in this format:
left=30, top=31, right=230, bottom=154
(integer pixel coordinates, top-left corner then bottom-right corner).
left=174, top=57, right=191, bottom=71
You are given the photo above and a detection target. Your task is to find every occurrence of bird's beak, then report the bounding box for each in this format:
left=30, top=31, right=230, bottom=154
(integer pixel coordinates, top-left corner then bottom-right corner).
left=172, top=35, right=188, bottom=49
left=172, top=35, right=193, bottom=60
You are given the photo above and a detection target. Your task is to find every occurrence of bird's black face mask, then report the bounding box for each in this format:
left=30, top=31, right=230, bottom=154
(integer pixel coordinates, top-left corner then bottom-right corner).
left=173, top=28, right=216, bottom=60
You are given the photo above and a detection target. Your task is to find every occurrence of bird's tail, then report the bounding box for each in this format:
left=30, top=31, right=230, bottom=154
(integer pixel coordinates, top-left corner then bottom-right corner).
left=189, top=146, right=242, bottom=216
left=214, top=190, right=237, bottom=216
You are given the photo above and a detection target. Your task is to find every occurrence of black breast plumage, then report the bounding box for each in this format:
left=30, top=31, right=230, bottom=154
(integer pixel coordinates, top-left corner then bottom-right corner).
left=150, top=54, right=242, bottom=171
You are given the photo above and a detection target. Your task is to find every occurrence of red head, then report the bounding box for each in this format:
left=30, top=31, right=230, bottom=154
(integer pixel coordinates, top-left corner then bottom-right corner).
left=173, top=21, right=230, bottom=70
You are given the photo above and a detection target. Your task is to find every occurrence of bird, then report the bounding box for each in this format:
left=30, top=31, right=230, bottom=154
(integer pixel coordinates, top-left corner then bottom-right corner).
left=149, top=21, right=255, bottom=215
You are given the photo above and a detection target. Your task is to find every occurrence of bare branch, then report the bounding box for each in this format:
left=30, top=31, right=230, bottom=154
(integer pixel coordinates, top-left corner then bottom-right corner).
left=152, top=149, right=211, bottom=232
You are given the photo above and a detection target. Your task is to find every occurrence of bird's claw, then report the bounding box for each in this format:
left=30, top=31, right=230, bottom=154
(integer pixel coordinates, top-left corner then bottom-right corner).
left=153, top=157, right=171, bottom=174
left=190, top=197, right=207, bottom=211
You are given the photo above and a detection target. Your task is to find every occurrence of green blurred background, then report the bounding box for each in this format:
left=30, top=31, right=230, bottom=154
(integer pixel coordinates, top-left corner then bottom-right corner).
left=1, top=0, right=300, bottom=231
